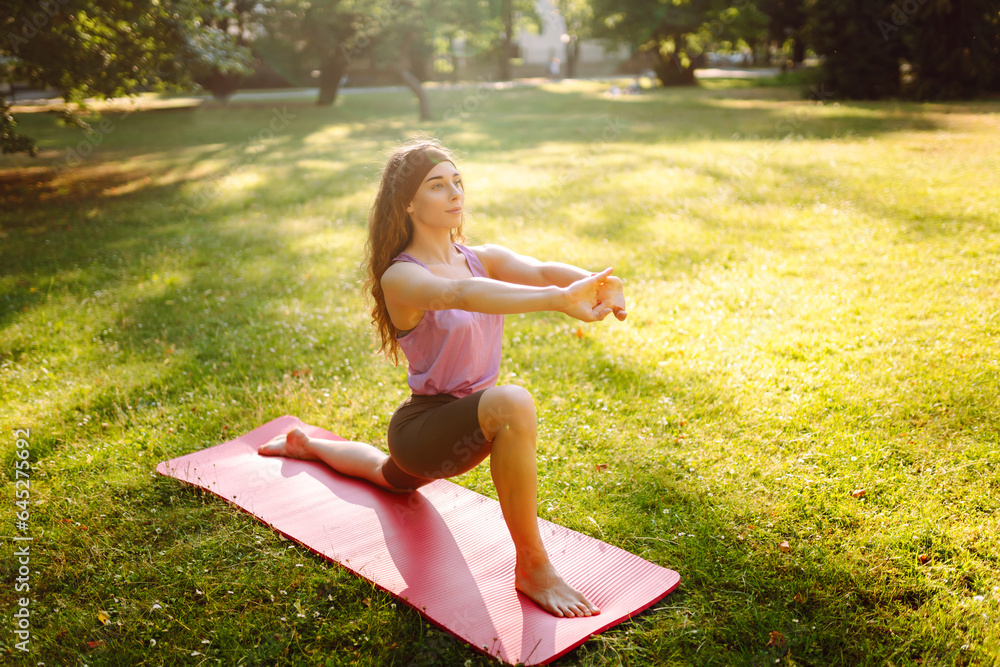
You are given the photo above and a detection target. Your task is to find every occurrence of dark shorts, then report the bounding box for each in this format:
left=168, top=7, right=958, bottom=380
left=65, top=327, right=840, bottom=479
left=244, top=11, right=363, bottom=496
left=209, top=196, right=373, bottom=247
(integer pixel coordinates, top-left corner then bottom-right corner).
left=382, top=390, right=492, bottom=491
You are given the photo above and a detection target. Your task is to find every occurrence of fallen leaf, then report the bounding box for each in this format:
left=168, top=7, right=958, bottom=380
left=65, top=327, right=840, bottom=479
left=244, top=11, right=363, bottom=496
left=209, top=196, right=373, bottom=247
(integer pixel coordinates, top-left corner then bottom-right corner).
left=918, top=554, right=930, bottom=564
left=362, top=597, right=371, bottom=608
left=851, top=489, right=866, bottom=498
left=97, top=610, right=110, bottom=625
left=87, top=640, right=106, bottom=649
left=779, top=541, right=791, bottom=553
left=766, top=630, right=786, bottom=647
left=793, top=593, right=807, bottom=603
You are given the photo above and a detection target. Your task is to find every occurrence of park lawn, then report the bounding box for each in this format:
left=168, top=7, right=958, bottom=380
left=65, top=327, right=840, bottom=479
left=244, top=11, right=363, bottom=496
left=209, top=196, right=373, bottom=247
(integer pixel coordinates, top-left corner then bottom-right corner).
left=1, top=78, right=998, bottom=665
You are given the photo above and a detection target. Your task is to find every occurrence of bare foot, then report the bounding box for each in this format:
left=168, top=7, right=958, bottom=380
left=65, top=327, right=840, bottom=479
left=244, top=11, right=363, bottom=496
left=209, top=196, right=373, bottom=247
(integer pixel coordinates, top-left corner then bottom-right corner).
left=515, top=560, right=600, bottom=618
left=257, top=428, right=317, bottom=460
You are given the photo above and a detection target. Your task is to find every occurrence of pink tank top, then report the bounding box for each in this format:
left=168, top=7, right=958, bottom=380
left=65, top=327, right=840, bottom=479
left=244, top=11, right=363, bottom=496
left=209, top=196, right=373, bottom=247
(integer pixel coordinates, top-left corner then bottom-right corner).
left=392, top=244, right=504, bottom=397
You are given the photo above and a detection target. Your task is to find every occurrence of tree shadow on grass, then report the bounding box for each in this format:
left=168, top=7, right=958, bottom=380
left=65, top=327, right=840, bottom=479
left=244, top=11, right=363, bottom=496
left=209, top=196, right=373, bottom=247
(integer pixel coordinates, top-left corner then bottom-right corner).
left=429, top=84, right=984, bottom=151
left=0, top=159, right=375, bottom=477
left=765, top=160, right=999, bottom=239
left=3, top=87, right=993, bottom=664
left=4, top=84, right=985, bottom=240
left=0, top=129, right=374, bottom=334
left=528, top=340, right=968, bottom=666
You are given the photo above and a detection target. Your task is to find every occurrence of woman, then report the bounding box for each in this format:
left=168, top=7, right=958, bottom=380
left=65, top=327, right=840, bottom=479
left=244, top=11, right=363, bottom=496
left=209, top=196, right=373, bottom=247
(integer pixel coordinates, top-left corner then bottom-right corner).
left=260, top=138, right=627, bottom=618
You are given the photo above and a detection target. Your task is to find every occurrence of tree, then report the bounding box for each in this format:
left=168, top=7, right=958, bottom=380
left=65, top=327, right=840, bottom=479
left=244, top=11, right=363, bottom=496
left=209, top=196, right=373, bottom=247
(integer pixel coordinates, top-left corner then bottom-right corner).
left=194, top=0, right=269, bottom=101
left=704, top=1, right=770, bottom=64
left=498, top=0, right=514, bottom=80
left=418, top=0, right=494, bottom=82
left=893, top=0, right=1000, bottom=99
left=260, top=0, right=437, bottom=113
left=591, top=0, right=719, bottom=86
left=259, top=0, right=368, bottom=106
left=807, top=0, right=1000, bottom=100
left=1, top=53, right=35, bottom=155
left=1, top=0, right=251, bottom=155
left=758, top=0, right=809, bottom=66
left=488, top=0, right=539, bottom=81
left=806, top=0, right=903, bottom=99
left=2, top=95, right=36, bottom=156
left=381, top=14, right=436, bottom=121
left=394, top=0, right=536, bottom=85
left=554, top=0, right=594, bottom=78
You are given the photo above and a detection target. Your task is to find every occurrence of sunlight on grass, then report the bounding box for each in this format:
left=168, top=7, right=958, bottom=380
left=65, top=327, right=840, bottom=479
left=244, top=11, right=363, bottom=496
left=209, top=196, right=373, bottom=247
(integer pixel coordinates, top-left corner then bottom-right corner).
left=2, top=79, right=998, bottom=665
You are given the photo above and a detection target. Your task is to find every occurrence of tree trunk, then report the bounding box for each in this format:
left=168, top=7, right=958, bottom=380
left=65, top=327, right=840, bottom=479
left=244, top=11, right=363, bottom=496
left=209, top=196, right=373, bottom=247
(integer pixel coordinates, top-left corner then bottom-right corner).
left=653, top=44, right=697, bottom=87
left=409, top=34, right=432, bottom=83
left=498, top=0, right=513, bottom=81
left=317, top=52, right=348, bottom=106
left=392, top=30, right=431, bottom=121
left=398, top=68, right=432, bottom=121
left=792, top=36, right=805, bottom=66
left=449, top=35, right=460, bottom=83
left=565, top=40, right=580, bottom=78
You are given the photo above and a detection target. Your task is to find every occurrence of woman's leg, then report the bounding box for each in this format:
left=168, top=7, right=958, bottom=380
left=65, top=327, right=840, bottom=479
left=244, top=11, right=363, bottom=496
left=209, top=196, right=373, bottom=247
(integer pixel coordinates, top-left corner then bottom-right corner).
left=478, top=385, right=601, bottom=618
left=258, top=428, right=408, bottom=493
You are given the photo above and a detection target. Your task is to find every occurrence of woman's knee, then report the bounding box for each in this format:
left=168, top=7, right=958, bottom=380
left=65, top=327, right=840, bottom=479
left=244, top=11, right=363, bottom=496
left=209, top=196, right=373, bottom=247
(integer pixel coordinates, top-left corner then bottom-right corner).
left=480, top=385, right=536, bottom=438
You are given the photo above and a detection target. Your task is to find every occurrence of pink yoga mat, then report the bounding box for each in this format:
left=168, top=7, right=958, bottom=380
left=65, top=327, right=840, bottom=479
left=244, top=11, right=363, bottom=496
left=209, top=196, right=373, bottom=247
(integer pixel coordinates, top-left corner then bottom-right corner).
left=156, top=415, right=679, bottom=665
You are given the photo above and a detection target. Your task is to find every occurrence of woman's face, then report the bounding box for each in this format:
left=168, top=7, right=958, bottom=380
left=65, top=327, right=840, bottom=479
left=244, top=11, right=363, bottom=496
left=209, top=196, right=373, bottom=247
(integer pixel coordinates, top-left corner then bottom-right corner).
left=406, top=160, right=463, bottom=231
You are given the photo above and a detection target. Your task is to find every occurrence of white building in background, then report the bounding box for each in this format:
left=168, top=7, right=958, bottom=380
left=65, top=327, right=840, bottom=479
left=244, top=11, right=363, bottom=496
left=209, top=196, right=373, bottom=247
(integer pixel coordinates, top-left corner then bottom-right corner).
left=514, top=0, right=629, bottom=77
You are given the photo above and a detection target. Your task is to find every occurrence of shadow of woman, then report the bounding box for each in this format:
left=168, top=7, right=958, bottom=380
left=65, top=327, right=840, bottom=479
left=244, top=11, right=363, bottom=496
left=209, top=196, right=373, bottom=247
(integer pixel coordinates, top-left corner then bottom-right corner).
left=270, top=455, right=511, bottom=658
left=158, top=416, right=635, bottom=664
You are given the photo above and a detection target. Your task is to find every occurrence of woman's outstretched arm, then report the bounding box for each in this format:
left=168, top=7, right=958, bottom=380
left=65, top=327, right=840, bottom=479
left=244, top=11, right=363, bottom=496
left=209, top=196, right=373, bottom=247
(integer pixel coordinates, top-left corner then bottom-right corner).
left=381, top=260, right=616, bottom=323
left=474, top=244, right=627, bottom=320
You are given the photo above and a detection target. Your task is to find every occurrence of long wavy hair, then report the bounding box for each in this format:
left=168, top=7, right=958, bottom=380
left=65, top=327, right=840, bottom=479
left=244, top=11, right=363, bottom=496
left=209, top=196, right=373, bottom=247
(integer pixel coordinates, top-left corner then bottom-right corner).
left=363, top=138, right=465, bottom=364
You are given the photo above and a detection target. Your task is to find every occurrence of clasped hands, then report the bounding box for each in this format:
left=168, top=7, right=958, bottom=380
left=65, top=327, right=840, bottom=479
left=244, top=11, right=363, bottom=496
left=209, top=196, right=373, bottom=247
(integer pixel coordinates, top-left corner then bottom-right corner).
left=563, top=267, right=628, bottom=323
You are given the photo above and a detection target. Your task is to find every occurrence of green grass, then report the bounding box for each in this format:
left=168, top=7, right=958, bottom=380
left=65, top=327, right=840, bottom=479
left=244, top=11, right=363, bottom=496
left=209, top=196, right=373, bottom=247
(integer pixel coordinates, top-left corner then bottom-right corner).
left=2, top=79, right=999, bottom=665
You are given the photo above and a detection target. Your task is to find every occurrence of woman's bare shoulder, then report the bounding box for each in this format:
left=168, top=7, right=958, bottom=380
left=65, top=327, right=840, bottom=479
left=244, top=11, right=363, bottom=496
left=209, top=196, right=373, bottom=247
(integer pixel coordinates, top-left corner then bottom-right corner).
left=466, top=243, right=515, bottom=277
left=381, top=259, right=428, bottom=285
